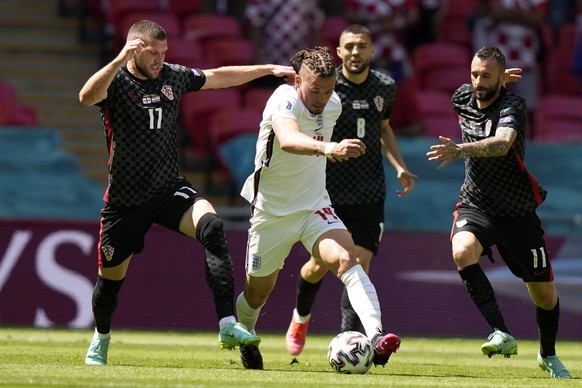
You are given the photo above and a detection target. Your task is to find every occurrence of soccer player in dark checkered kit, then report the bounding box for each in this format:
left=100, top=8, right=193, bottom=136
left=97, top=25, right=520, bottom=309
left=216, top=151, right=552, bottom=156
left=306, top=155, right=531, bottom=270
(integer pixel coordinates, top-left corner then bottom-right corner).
left=284, top=25, right=416, bottom=366
left=426, top=45, right=571, bottom=379
left=79, top=19, right=295, bottom=366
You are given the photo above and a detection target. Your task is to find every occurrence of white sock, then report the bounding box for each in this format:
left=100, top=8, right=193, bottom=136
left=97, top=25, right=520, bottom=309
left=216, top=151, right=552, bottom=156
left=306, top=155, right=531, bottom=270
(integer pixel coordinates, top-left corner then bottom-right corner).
left=236, top=292, right=262, bottom=335
left=293, top=308, right=311, bottom=324
left=218, top=315, right=237, bottom=330
left=340, top=264, right=382, bottom=339
left=95, top=327, right=111, bottom=339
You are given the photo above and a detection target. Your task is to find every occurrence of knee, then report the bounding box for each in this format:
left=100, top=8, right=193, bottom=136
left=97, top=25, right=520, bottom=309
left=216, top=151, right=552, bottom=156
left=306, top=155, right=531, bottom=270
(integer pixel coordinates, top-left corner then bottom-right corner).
left=196, top=212, right=224, bottom=245
left=452, top=243, right=478, bottom=270
left=334, top=251, right=356, bottom=278
left=530, top=283, right=558, bottom=309
left=301, top=258, right=327, bottom=281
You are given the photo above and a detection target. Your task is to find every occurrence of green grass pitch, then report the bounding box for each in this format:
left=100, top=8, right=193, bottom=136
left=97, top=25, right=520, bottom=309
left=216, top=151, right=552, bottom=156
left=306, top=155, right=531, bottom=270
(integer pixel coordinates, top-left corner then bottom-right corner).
left=0, top=327, right=580, bottom=387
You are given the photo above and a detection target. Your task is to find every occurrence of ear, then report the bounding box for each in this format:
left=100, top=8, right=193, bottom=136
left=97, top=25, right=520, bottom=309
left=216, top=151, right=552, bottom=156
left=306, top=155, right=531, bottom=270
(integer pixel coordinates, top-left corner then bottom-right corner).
left=294, top=74, right=301, bottom=88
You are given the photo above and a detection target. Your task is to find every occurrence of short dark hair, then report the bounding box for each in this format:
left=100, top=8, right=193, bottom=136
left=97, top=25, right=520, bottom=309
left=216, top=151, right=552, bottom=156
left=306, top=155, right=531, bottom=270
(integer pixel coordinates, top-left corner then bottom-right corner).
left=290, top=46, right=336, bottom=78
left=475, top=46, right=506, bottom=70
left=128, top=20, right=167, bottom=41
left=341, top=24, right=372, bottom=41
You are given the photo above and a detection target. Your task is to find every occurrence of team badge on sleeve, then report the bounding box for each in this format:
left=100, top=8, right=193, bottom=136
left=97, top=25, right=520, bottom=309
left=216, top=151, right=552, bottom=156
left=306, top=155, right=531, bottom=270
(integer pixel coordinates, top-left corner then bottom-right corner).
left=278, top=100, right=293, bottom=111
left=161, top=85, right=174, bottom=101
left=499, top=115, right=517, bottom=125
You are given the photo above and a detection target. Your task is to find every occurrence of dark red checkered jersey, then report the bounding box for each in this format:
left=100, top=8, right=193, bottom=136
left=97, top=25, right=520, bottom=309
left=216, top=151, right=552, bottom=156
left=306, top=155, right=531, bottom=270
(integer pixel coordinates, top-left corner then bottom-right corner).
left=97, top=64, right=205, bottom=207
left=452, top=84, right=547, bottom=217
left=326, top=68, right=396, bottom=205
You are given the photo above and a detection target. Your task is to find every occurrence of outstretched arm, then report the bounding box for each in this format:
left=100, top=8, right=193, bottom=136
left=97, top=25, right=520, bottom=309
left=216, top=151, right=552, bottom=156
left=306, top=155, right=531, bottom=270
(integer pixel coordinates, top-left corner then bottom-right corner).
left=426, top=127, right=517, bottom=169
left=201, top=64, right=295, bottom=90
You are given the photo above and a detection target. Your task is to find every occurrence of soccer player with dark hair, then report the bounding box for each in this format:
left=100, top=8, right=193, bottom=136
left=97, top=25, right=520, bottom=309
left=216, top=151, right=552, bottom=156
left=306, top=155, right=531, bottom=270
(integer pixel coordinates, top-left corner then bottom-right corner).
left=427, top=45, right=571, bottom=379
left=235, top=46, right=400, bottom=369
left=284, top=24, right=415, bottom=365
left=79, top=19, right=295, bottom=366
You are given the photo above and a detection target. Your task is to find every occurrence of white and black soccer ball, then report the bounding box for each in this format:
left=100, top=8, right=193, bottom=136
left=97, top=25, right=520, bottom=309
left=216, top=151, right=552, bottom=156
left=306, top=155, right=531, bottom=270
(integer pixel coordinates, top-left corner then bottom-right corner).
left=327, top=331, right=374, bottom=374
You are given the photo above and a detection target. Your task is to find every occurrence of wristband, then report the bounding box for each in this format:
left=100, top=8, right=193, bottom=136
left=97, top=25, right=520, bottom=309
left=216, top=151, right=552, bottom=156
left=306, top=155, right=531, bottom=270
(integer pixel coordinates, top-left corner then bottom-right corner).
left=324, top=142, right=337, bottom=157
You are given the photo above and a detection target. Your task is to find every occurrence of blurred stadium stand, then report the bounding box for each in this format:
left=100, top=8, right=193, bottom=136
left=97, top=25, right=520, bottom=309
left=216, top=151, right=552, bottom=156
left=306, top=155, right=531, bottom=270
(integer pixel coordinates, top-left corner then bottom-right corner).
left=382, top=138, right=582, bottom=236
left=0, top=127, right=104, bottom=220
left=1, top=0, right=581, bottom=235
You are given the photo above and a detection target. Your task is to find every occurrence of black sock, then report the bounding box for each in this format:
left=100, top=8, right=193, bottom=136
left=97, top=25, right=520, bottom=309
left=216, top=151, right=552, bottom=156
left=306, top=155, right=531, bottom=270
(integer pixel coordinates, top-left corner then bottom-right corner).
left=92, top=275, right=124, bottom=334
left=537, top=298, right=560, bottom=357
left=296, top=275, right=323, bottom=317
left=340, top=287, right=362, bottom=332
left=459, top=263, right=509, bottom=333
left=196, top=212, right=235, bottom=320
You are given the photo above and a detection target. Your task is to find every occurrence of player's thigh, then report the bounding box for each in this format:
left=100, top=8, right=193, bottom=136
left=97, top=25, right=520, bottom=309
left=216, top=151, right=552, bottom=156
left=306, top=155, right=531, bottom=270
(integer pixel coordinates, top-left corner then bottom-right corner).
left=496, top=212, right=552, bottom=282
left=153, top=182, right=209, bottom=238
left=245, top=209, right=298, bottom=277
left=311, top=229, right=356, bottom=277
left=99, top=203, right=151, bottom=272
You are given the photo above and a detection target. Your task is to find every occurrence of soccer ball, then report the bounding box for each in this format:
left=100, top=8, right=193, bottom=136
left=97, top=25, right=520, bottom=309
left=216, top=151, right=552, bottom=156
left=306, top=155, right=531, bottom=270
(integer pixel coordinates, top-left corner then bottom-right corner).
left=327, top=331, right=374, bottom=374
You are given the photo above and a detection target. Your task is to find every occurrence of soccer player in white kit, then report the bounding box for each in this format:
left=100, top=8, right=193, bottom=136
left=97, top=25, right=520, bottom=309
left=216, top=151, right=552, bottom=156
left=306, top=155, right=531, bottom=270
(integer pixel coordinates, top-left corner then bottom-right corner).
left=236, top=46, right=401, bottom=369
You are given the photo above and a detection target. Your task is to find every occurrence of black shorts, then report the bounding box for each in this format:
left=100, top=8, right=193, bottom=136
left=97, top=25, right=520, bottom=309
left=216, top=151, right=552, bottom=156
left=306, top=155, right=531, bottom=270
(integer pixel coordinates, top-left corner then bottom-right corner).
left=452, top=205, right=553, bottom=282
left=333, top=201, right=384, bottom=255
left=98, top=180, right=204, bottom=268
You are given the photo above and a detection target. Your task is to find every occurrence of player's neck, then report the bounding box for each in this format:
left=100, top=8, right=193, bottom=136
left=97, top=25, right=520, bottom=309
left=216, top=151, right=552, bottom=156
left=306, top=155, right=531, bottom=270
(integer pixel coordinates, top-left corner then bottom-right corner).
left=342, top=67, right=368, bottom=85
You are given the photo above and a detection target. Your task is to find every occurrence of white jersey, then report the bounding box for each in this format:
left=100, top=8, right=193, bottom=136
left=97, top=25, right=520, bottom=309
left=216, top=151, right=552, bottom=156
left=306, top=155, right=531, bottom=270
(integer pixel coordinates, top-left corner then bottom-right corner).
left=241, top=84, right=342, bottom=216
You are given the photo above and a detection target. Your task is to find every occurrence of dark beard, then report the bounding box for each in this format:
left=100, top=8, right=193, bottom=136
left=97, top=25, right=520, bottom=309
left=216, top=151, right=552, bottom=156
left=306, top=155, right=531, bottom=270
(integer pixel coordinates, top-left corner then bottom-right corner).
left=473, top=81, right=501, bottom=102
left=135, top=62, right=155, bottom=79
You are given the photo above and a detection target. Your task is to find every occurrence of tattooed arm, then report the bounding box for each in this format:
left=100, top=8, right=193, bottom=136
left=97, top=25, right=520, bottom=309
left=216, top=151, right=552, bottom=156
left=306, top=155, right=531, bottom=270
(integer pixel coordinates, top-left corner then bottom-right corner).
left=426, top=127, right=516, bottom=169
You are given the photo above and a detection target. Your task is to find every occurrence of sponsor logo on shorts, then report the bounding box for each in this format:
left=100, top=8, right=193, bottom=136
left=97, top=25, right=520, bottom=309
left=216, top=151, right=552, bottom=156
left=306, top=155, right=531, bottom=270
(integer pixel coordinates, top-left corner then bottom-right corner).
left=101, top=245, right=114, bottom=262
left=456, top=219, right=468, bottom=228
left=251, top=255, right=261, bottom=271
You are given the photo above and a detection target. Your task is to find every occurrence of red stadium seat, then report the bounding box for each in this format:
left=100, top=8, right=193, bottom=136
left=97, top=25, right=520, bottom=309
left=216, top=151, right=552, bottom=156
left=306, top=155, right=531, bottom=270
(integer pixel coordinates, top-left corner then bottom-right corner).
left=442, top=0, right=480, bottom=19
left=104, top=0, right=160, bottom=33
left=535, top=95, right=582, bottom=142
left=544, top=48, right=582, bottom=95
left=209, top=107, right=261, bottom=200
left=119, top=11, right=181, bottom=38
left=113, top=11, right=181, bottom=52
left=179, top=88, right=242, bottom=157
left=437, top=19, right=472, bottom=50
left=167, top=0, right=203, bottom=20
left=436, top=0, right=479, bottom=50
left=207, top=37, right=255, bottom=67
left=411, top=42, right=471, bottom=90
left=535, top=121, right=582, bottom=143
left=0, top=82, right=38, bottom=126
left=422, top=68, right=470, bottom=94
left=164, top=38, right=213, bottom=68
left=415, top=90, right=459, bottom=139
left=181, top=14, right=241, bottom=43
left=321, top=16, right=349, bottom=65
left=558, top=23, right=578, bottom=50
left=422, top=116, right=461, bottom=140
left=242, top=87, right=274, bottom=114
left=210, top=107, right=261, bottom=149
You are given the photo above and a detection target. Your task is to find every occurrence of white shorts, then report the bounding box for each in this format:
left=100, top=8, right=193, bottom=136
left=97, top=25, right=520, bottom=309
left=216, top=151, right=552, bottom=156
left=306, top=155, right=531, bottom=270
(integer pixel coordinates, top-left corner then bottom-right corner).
left=245, top=206, right=347, bottom=277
